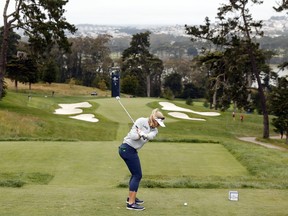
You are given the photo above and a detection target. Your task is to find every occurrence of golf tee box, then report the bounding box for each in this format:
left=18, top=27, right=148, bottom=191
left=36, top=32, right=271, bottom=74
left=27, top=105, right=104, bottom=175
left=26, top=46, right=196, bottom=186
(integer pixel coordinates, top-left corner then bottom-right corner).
left=228, top=191, right=239, bottom=201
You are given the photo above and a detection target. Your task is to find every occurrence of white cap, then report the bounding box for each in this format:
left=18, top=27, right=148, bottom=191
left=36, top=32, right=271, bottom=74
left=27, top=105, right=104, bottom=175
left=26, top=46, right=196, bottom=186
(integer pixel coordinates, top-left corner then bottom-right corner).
left=151, top=108, right=166, bottom=127
left=155, top=117, right=165, bottom=127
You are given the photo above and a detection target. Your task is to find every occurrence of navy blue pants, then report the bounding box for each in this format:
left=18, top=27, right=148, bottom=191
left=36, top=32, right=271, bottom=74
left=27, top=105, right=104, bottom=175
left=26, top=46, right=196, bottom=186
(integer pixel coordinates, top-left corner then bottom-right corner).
left=119, top=143, right=142, bottom=192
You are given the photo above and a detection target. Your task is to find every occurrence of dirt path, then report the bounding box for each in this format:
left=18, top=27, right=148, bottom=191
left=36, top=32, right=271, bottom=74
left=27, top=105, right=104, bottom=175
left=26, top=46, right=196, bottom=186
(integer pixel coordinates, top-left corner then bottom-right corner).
left=237, top=136, right=287, bottom=151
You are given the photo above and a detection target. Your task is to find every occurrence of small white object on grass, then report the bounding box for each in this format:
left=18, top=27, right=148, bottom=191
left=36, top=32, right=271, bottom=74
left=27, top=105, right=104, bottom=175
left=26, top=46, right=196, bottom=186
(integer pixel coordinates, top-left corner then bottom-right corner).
left=229, top=191, right=239, bottom=201
left=115, top=96, right=120, bottom=100
left=184, top=202, right=188, bottom=206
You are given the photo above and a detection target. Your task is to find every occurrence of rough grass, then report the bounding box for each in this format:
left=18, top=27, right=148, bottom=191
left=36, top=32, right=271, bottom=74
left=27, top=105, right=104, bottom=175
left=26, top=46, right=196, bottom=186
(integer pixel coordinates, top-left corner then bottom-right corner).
left=0, top=110, right=43, bottom=137
left=5, top=79, right=109, bottom=97
left=0, top=92, right=118, bottom=141
left=257, top=137, right=288, bottom=149
left=0, top=172, right=53, bottom=187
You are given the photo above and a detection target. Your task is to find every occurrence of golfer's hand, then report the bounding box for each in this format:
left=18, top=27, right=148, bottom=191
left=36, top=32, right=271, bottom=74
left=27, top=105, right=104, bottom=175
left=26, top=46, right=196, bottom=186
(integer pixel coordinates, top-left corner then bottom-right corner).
left=138, top=130, right=148, bottom=140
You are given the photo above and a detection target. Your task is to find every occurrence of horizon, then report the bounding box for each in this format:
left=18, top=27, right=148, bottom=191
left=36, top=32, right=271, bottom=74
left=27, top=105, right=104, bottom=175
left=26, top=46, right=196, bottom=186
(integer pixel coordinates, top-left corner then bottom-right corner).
left=0, top=0, right=284, bottom=26
left=72, top=14, right=285, bottom=27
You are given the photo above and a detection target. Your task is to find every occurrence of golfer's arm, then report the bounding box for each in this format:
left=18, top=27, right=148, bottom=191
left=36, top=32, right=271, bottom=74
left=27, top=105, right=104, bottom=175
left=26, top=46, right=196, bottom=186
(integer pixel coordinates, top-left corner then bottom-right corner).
left=129, top=127, right=141, bottom=140
left=146, top=130, right=158, bottom=140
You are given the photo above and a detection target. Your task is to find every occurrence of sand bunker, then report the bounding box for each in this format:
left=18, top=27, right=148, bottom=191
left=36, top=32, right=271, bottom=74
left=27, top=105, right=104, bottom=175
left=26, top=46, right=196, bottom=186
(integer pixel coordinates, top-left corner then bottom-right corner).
left=54, top=102, right=92, bottom=115
left=70, top=114, right=99, bottom=123
left=54, top=100, right=220, bottom=123
left=159, top=102, right=220, bottom=116
left=54, top=102, right=98, bottom=122
left=159, top=101, right=220, bottom=121
left=168, top=112, right=206, bottom=121
left=54, top=107, right=83, bottom=115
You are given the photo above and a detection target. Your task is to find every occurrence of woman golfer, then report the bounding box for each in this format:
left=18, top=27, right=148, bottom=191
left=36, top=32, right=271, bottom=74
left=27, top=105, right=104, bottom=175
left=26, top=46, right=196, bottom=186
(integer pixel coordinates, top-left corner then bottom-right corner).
left=118, top=108, right=165, bottom=211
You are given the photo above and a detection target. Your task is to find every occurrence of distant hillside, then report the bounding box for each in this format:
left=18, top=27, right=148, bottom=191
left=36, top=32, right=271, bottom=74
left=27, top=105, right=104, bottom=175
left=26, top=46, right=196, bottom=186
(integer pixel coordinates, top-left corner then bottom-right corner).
left=71, top=24, right=187, bottom=38
left=64, top=16, right=288, bottom=61
left=68, top=16, right=288, bottom=39
left=15, top=16, right=288, bottom=63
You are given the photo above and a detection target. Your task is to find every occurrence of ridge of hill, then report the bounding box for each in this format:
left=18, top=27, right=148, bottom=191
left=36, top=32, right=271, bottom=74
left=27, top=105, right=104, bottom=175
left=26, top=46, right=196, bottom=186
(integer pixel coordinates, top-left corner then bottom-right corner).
left=69, top=16, right=288, bottom=38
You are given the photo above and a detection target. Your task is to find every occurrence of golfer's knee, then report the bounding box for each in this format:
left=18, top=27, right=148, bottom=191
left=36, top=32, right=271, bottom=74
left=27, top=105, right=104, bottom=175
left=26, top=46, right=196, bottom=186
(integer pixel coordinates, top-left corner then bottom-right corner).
left=133, top=173, right=142, bottom=181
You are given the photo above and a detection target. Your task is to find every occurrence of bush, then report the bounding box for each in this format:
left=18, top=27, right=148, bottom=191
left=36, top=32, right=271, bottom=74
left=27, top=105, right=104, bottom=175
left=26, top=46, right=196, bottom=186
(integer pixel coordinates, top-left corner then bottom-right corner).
left=203, top=100, right=209, bottom=108
left=162, top=88, right=174, bottom=100
left=186, top=97, right=193, bottom=105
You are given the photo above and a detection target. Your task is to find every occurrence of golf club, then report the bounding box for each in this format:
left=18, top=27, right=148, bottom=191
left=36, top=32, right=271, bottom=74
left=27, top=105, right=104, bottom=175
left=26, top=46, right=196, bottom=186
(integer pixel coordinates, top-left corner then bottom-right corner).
left=115, top=96, right=147, bottom=139
left=115, top=96, right=136, bottom=125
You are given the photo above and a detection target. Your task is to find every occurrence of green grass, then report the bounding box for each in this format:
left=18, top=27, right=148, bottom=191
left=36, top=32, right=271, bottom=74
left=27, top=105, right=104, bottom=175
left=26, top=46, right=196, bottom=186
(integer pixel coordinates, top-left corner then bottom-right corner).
left=119, top=143, right=249, bottom=189
left=0, top=86, right=287, bottom=215
left=0, top=141, right=248, bottom=187
left=0, top=187, right=287, bottom=216
left=0, top=141, right=287, bottom=215
left=257, top=137, right=288, bottom=149
left=0, top=92, right=118, bottom=141
left=0, top=91, right=279, bottom=141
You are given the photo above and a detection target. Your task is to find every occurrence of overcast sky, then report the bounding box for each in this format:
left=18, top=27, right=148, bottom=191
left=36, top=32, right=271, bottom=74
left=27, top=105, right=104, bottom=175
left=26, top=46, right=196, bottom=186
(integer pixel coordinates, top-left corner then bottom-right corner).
left=0, top=0, right=284, bottom=26
left=64, top=0, right=282, bottom=25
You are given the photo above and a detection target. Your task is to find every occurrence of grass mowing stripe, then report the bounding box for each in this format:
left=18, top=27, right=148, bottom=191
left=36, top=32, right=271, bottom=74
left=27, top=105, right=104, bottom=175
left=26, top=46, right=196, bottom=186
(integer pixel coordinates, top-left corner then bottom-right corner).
left=1, top=141, right=287, bottom=189
left=141, top=143, right=248, bottom=177
left=0, top=141, right=124, bottom=187
left=0, top=141, right=247, bottom=188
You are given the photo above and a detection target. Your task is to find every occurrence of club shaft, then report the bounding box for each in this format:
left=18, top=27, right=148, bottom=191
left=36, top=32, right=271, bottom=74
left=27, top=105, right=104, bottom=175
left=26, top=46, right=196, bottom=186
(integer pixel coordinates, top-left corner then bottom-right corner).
left=117, top=99, right=135, bottom=124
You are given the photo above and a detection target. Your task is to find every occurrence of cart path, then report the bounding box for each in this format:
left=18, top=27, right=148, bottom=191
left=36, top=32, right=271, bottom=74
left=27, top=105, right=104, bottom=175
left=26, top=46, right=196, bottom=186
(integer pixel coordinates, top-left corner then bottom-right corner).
left=237, top=136, right=287, bottom=151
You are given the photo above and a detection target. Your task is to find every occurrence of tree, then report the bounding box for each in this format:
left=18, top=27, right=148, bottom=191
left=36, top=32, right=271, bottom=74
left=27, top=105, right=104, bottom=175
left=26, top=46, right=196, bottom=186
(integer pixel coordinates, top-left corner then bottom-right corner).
left=163, top=58, right=195, bottom=85
left=0, top=0, right=77, bottom=99
left=185, top=0, right=272, bottom=138
left=66, top=36, right=112, bottom=87
left=182, top=83, right=205, bottom=99
left=273, top=0, right=288, bottom=12
left=195, top=51, right=229, bottom=110
left=6, top=57, right=38, bottom=90
left=42, top=58, right=58, bottom=84
left=121, top=75, right=139, bottom=95
left=148, top=56, right=163, bottom=97
left=6, top=57, right=26, bottom=89
left=121, top=31, right=163, bottom=97
left=191, top=50, right=247, bottom=110
left=163, top=72, right=182, bottom=98
left=0, top=27, right=20, bottom=58
left=269, top=77, right=288, bottom=144
left=269, top=1, right=288, bottom=143
left=0, top=27, right=20, bottom=96
left=21, top=58, right=38, bottom=90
